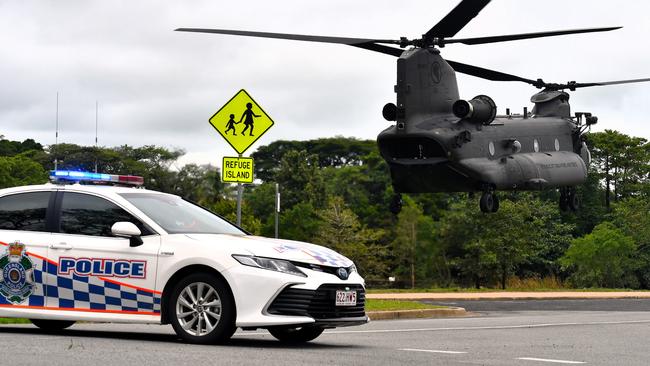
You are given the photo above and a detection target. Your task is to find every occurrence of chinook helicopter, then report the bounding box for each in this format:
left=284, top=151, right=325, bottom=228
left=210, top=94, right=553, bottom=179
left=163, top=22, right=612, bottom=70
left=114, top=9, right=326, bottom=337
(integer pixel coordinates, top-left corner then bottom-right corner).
left=176, top=0, right=650, bottom=213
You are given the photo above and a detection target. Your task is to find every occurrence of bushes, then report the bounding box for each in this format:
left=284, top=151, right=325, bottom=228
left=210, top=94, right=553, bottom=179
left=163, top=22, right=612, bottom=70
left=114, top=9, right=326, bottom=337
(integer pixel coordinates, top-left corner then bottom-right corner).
left=561, top=222, right=640, bottom=288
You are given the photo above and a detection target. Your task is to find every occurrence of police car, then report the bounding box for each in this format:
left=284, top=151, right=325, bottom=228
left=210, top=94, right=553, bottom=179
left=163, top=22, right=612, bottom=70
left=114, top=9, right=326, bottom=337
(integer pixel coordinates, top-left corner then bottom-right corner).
left=0, top=171, right=367, bottom=344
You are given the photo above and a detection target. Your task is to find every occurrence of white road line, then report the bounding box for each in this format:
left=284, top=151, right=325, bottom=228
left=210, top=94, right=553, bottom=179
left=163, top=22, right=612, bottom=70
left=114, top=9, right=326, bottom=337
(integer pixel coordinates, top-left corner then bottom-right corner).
left=517, top=357, right=585, bottom=364
left=234, top=319, right=650, bottom=337
left=399, top=348, right=467, bottom=354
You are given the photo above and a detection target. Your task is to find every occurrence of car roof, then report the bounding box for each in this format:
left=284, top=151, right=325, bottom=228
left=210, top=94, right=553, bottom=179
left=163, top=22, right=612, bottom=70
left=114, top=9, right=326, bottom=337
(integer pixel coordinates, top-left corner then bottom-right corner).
left=0, top=183, right=170, bottom=197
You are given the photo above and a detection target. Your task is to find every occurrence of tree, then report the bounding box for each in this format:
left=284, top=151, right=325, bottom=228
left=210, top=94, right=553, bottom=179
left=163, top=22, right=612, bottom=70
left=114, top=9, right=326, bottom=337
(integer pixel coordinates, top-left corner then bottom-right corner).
left=0, top=155, right=48, bottom=188
left=588, top=130, right=649, bottom=208
left=275, top=150, right=326, bottom=209
left=439, top=194, right=573, bottom=289
left=278, top=202, right=322, bottom=243
left=172, top=164, right=223, bottom=205
left=314, top=197, right=388, bottom=278
left=610, top=198, right=650, bottom=287
left=252, top=137, right=376, bottom=181
left=392, top=197, right=436, bottom=288
left=561, top=222, right=639, bottom=288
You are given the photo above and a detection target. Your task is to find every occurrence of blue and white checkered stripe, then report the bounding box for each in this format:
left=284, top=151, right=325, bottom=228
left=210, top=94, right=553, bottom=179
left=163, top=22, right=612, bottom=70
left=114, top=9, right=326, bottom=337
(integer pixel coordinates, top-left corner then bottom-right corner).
left=0, top=257, right=161, bottom=314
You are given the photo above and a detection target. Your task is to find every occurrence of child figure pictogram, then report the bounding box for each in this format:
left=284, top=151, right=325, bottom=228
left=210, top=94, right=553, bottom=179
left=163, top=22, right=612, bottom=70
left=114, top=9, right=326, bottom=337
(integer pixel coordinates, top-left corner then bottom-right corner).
left=225, top=114, right=239, bottom=135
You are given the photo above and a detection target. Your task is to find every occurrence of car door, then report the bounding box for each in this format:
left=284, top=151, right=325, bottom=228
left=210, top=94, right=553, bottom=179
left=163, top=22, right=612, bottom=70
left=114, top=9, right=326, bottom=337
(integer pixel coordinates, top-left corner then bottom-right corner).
left=0, top=190, right=55, bottom=309
left=47, top=191, right=161, bottom=316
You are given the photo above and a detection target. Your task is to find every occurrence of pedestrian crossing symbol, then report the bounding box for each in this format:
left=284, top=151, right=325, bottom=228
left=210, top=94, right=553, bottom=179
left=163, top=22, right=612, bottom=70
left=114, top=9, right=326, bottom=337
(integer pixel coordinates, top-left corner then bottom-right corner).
left=209, top=89, right=274, bottom=155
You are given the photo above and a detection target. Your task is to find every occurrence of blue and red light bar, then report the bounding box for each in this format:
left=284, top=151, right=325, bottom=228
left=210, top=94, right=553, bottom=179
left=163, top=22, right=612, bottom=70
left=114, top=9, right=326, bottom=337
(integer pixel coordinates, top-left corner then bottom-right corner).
left=50, top=170, right=144, bottom=186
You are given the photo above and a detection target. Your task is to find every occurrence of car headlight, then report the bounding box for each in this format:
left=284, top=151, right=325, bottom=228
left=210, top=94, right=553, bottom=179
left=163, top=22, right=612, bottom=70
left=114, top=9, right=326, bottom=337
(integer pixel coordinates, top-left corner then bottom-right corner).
left=349, top=263, right=357, bottom=274
left=232, top=255, right=307, bottom=277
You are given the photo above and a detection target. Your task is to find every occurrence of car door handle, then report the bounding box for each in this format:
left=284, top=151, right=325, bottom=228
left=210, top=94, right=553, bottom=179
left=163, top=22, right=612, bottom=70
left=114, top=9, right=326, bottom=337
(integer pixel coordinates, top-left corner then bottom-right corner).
left=50, top=243, right=73, bottom=250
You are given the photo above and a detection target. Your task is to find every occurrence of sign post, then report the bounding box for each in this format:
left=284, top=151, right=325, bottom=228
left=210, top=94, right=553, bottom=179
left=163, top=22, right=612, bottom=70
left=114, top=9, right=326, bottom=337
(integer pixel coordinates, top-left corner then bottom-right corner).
left=209, top=89, right=274, bottom=228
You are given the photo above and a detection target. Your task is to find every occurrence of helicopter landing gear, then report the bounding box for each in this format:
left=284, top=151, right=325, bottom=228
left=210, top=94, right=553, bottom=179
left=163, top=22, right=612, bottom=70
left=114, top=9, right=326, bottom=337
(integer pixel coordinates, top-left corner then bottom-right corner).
left=479, top=190, right=499, bottom=213
left=389, top=193, right=403, bottom=215
left=559, top=187, right=579, bottom=212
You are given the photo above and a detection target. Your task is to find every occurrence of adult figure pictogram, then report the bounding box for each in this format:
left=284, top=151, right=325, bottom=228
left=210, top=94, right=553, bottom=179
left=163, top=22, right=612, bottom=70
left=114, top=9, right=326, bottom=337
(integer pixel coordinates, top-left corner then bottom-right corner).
left=239, top=103, right=261, bottom=136
left=225, top=114, right=239, bottom=135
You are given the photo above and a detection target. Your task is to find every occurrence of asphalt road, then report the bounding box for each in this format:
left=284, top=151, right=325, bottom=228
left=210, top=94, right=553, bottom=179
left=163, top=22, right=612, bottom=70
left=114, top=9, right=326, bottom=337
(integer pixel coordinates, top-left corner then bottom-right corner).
left=425, top=298, right=650, bottom=312
left=2, top=300, right=650, bottom=365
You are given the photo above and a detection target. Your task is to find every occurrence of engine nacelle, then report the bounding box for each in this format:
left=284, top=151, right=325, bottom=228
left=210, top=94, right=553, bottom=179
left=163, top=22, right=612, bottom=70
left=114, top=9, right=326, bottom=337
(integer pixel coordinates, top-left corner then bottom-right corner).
left=452, top=95, right=497, bottom=125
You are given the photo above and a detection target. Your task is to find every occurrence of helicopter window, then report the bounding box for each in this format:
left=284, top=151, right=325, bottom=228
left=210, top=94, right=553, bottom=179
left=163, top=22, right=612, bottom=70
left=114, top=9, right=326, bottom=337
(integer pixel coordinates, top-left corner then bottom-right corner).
left=554, top=138, right=560, bottom=151
left=488, top=141, right=495, bottom=156
left=533, top=139, right=540, bottom=152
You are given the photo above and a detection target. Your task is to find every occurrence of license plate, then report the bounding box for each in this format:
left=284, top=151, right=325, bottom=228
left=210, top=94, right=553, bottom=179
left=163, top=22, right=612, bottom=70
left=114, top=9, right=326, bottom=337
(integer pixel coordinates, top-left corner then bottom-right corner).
left=335, top=290, right=357, bottom=306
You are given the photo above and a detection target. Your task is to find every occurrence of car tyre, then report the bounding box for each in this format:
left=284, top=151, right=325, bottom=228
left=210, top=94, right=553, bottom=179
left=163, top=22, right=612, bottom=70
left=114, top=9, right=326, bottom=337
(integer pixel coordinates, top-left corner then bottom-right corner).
left=30, top=319, right=75, bottom=331
left=268, top=326, right=324, bottom=343
left=169, top=273, right=236, bottom=344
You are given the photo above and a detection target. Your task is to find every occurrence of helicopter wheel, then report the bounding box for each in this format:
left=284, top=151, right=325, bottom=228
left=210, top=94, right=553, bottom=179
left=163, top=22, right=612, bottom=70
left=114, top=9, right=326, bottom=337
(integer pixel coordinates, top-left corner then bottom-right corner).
left=568, top=190, right=580, bottom=212
left=559, top=188, right=578, bottom=212
left=479, top=191, right=497, bottom=213
left=559, top=191, right=569, bottom=212
left=389, top=193, right=403, bottom=215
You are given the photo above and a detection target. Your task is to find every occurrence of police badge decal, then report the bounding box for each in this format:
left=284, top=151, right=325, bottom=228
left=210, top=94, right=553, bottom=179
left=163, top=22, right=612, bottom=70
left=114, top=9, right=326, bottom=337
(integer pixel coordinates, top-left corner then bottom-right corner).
left=0, top=242, right=36, bottom=304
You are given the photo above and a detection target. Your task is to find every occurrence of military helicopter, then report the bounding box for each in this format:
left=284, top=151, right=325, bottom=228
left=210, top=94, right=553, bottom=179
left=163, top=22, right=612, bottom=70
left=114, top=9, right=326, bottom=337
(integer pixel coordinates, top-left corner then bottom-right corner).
left=176, top=0, right=650, bottom=213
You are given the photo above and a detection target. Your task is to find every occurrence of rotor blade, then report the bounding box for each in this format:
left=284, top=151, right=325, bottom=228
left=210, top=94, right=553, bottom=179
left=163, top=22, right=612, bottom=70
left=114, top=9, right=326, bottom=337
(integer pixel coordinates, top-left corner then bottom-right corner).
left=425, top=0, right=491, bottom=39
left=586, top=78, right=650, bottom=87
left=351, top=43, right=404, bottom=57
left=559, top=78, right=650, bottom=90
left=446, top=26, right=622, bottom=45
left=446, top=60, right=539, bottom=86
left=175, top=28, right=398, bottom=46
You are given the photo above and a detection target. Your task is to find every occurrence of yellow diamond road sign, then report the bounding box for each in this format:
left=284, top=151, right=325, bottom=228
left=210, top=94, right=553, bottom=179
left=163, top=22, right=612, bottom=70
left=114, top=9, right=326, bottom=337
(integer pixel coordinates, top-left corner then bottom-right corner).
left=209, top=89, right=274, bottom=155
left=222, top=156, right=254, bottom=183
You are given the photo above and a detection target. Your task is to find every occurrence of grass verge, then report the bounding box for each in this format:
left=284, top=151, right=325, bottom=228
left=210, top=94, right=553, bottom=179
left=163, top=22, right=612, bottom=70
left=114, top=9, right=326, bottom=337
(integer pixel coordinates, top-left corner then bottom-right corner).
left=0, top=318, right=31, bottom=324
left=366, top=299, right=447, bottom=312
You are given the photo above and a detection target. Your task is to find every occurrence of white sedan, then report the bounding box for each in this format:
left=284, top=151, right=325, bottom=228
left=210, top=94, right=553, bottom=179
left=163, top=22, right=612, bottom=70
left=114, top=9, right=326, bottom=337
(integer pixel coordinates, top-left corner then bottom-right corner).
left=0, top=171, right=367, bottom=344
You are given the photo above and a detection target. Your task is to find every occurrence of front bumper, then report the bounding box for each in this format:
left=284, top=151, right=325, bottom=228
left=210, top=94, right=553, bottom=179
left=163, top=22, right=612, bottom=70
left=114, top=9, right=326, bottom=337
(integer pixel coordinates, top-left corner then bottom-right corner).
left=222, top=264, right=367, bottom=328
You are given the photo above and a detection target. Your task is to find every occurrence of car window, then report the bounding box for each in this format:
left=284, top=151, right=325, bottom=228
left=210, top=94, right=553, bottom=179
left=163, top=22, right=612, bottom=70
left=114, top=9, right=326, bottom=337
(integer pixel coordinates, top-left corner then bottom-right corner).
left=119, top=192, right=245, bottom=235
left=0, top=192, right=51, bottom=232
left=59, top=192, right=153, bottom=237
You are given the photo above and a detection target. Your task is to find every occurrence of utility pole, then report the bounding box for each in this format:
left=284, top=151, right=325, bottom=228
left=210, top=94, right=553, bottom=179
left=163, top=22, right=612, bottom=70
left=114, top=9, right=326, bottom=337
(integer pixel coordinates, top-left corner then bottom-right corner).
left=275, top=183, right=280, bottom=238
left=236, top=153, right=243, bottom=226
left=54, top=92, right=59, bottom=170
left=94, top=101, right=98, bottom=173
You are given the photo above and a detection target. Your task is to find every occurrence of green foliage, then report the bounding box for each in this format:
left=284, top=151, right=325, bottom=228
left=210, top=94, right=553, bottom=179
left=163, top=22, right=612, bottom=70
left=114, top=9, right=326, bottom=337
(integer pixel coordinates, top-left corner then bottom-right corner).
left=587, top=130, right=649, bottom=207
left=3, top=131, right=650, bottom=290
left=252, top=137, right=375, bottom=181
left=278, top=202, right=322, bottom=243
left=561, top=222, right=640, bottom=288
left=391, top=197, right=437, bottom=288
left=275, top=150, right=326, bottom=209
left=0, top=137, right=43, bottom=156
left=0, top=155, right=48, bottom=188
left=314, top=197, right=388, bottom=278
left=439, top=194, right=573, bottom=289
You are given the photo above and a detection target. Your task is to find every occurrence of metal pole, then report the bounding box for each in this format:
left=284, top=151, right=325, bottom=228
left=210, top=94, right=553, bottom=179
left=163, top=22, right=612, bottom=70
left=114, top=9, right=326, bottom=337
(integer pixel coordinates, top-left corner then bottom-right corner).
left=94, top=101, right=98, bottom=173
left=274, top=183, right=279, bottom=238
left=54, top=92, right=59, bottom=170
left=236, top=154, right=243, bottom=227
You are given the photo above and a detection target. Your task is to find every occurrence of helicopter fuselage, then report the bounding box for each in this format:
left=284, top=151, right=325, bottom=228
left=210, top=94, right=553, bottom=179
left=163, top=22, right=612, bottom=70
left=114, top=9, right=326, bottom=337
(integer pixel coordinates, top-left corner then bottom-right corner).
left=378, top=116, right=588, bottom=193
left=377, top=47, right=589, bottom=196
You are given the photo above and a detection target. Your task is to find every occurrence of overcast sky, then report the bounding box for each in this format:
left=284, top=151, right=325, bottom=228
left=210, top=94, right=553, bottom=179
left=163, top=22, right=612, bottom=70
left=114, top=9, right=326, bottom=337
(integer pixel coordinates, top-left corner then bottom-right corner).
left=2, top=0, right=649, bottom=168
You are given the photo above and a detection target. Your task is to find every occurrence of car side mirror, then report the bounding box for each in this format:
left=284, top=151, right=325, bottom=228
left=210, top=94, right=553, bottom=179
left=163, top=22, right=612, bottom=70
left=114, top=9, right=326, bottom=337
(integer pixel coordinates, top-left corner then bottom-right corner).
left=111, top=222, right=143, bottom=247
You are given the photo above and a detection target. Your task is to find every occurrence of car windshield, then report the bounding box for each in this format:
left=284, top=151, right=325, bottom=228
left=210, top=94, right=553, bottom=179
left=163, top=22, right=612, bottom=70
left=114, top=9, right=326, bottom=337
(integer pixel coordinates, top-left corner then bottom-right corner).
left=119, top=192, right=245, bottom=235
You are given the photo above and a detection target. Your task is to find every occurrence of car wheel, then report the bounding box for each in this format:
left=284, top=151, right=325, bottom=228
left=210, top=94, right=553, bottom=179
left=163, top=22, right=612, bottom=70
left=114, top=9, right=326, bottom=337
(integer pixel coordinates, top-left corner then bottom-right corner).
left=29, top=319, right=75, bottom=331
left=169, top=273, right=236, bottom=344
left=268, top=326, right=324, bottom=343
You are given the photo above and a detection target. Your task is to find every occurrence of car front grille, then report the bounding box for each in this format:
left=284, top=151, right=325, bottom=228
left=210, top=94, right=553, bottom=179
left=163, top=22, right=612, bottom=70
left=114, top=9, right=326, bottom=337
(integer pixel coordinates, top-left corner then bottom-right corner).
left=267, top=284, right=366, bottom=319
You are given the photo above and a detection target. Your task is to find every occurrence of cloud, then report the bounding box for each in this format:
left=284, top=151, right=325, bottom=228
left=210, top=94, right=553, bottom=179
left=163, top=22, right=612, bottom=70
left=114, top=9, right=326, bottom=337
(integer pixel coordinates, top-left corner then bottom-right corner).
left=1, top=0, right=649, bottom=168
